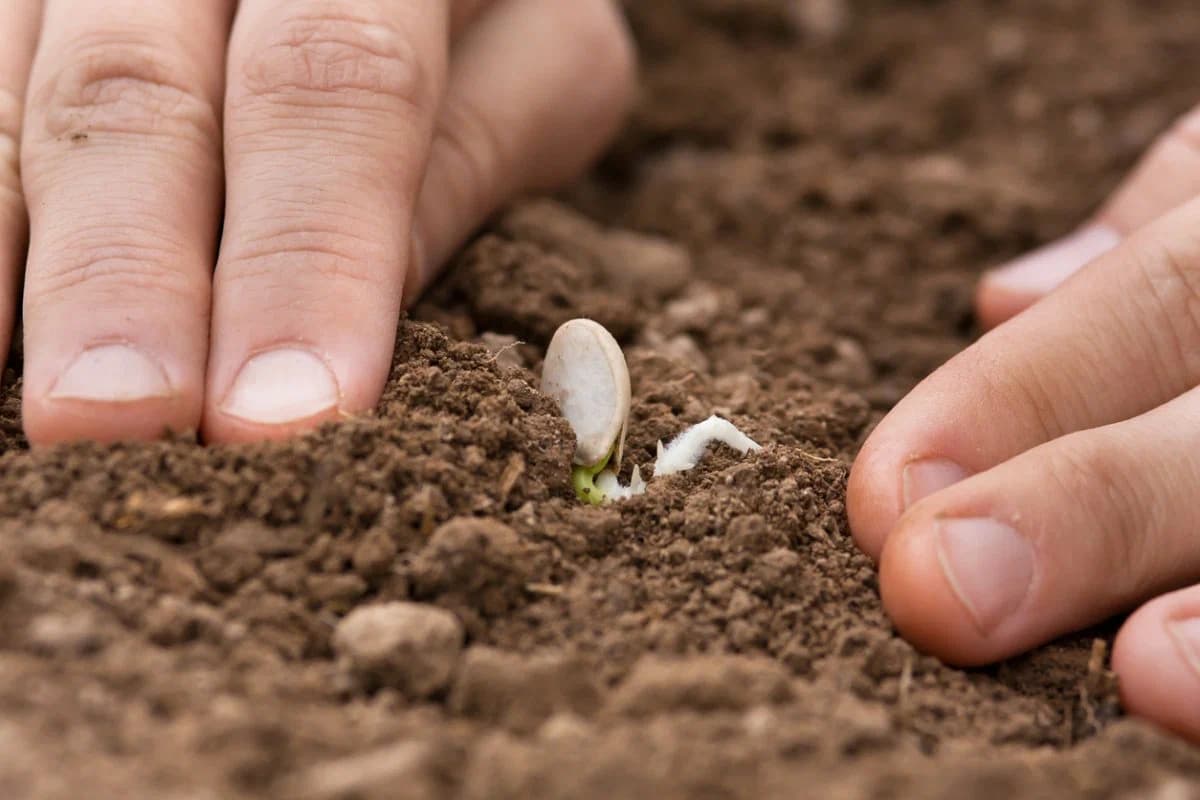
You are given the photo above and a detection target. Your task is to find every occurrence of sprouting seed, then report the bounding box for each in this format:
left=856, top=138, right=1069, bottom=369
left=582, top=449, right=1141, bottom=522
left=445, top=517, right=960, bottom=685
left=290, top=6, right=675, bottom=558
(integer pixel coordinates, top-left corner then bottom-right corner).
left=542, top=319, right=763, bottom=505
left=541, top=319, right=632, bottom=504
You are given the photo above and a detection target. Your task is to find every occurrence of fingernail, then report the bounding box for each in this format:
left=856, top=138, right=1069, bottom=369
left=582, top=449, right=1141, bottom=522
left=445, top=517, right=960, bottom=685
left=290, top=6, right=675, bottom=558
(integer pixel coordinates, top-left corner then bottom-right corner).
left=986, top=225, right=1120, bottom=294
left=903, top=458, right=970, bottom=510
left=50, top=344, right=172, bottom=402
left=1167, top=618, right=1200, bottom=679
left=220, top=347, right=340, bottom=425
left=936, top=518, right=1034, bottom=635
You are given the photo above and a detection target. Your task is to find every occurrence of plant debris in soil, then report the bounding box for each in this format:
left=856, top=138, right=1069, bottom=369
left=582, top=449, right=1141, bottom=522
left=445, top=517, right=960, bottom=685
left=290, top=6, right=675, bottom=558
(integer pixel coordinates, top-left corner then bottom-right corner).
left=4, top=1, right=1200, bottom=798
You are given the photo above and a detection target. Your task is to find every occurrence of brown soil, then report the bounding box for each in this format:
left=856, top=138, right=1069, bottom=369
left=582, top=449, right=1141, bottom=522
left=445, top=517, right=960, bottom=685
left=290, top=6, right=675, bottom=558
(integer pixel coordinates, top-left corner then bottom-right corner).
left=3, top=1, right=1200, bottom=798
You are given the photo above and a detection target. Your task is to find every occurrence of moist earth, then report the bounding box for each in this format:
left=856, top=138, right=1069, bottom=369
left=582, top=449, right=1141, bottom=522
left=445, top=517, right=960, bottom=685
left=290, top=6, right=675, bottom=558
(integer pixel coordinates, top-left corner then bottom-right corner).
left=3, top=1, right=1200, bottom=798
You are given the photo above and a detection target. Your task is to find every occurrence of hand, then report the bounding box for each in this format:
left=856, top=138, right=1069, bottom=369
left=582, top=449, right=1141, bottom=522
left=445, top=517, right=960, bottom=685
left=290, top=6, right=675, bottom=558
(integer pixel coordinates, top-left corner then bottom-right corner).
left=0, top=0, right=634, bottom=444
left=848, top=104, right=1200, bottom=740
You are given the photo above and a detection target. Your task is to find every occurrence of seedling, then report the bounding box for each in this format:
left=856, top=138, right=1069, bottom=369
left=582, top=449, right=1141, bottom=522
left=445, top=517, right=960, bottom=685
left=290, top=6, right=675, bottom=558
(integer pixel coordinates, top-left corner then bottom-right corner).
left=542, top=319, right=762, bottom=505
left=541, top=319, right=633, bottom=505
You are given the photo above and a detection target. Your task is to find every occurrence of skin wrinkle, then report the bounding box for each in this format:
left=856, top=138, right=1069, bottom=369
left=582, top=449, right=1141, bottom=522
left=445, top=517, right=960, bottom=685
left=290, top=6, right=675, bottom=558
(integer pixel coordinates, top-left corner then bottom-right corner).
left=29, top=251, right=207, bottom=303
left=1121, top=412, right=1200, bottom=595
left=1103, top=423, right=1200, bottom=602
left=1043, top=280, right=1144, bottom=426
left=29, top=39, right=220, bottom=146
left=219, top=244, right=392, bottom=293
left=34, top=203, right=194, bottom=249
left=234, top=201, right=392, bottom=233
left=1122, top=265, right=1194, bottom=404
left=986, top=346, right=1066, bottom=445
left=995, top=289, right=1132, bottom=442
left=233, top=13, right=432, bottom=114
left=231, top=217, right=380, bottom=248
left=1055, top=304, right=1134, bottom=424
left=1040, top=437, right=1148, bottom=602
left=27, top=143, right=220, bottom=193
left=1132, top=235, right=1200, bottom=387
left=223, top=195, right=402, bottom=255
left=229, top=111, right=407, bottom=139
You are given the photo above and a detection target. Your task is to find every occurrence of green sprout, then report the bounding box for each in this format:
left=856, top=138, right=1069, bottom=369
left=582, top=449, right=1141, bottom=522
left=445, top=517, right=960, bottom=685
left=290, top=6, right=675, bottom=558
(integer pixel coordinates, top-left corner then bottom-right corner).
left=572, top=448, right=614, bottom=506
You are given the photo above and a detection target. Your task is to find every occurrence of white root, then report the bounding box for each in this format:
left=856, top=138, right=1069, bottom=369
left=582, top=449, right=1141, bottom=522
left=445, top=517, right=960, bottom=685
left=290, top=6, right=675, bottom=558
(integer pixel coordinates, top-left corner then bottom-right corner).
left=654, top=415, right=762, bottom=477
left=594, top=465, right=648, bottom=501
left=593, top=416, right=761, bottom=504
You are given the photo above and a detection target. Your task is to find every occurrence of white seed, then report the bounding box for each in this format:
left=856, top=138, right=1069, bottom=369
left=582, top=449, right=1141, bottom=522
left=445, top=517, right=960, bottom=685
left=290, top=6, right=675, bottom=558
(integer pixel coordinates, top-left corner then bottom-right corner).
left=541, top=319, right=631, bottom=468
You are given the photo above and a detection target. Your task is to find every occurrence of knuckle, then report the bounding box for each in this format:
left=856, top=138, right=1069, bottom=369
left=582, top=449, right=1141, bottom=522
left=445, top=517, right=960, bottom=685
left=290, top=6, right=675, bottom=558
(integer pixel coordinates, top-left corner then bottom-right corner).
left=1041, top=440, right=1150, bottom=598
left=225, top=224, right=382, bottom=291
left=1133, top=233, right=1200, bottom=381
left=236, top=8, right=429, bottom=112
left=966, top=348, right=1066, bottom=442
left=30, top=240, right=200, bottom=306
left=29, top=33, right=218, bottom=147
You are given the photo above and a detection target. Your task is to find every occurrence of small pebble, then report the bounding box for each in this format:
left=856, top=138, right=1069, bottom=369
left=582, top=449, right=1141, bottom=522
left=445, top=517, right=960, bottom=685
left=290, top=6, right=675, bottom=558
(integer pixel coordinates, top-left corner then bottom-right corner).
left=333, top=602, right=464, bottom=696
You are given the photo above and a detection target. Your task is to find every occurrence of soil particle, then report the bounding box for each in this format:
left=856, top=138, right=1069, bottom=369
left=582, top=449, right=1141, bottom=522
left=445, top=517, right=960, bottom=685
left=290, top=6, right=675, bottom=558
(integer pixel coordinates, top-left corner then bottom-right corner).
left=332, top=602, right=465, bottom=697
left=449, top=647, right=601, bottom=733
left=610, top=654, right=793, bottom=716
left=408, top=517, right=541, bottom=629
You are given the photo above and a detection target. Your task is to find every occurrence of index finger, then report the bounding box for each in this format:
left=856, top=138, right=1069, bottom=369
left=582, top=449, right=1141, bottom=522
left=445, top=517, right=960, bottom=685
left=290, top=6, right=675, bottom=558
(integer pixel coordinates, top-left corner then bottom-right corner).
left=204, top=0, right=453, bottom=441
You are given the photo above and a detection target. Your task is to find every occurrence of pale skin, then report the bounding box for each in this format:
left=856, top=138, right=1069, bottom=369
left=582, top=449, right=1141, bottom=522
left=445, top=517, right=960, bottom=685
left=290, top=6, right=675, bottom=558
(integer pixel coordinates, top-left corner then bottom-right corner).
left=6, top=3, right=1200, bottom=745
left=850, top=106, right=1200, bottom=741
left=0, top=0, right=636, bottom=444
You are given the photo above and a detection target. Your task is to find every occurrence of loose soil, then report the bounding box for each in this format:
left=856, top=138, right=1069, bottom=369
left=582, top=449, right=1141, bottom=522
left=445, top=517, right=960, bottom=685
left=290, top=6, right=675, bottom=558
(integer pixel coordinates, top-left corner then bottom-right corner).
left=3, top=1, right=1200, bottom=798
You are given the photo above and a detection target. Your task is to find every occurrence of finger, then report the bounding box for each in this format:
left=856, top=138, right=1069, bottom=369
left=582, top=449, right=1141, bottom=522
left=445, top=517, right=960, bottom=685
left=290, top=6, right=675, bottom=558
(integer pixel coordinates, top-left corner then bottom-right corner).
left=0, top=2, right=41, bottom=368
left=19, top=0, right=232, bottom=444
left=878, top=384, right=1200, bottom=666
left=204, top=0, right=452, bottom=442
left=978, top=106, right=1200, bottom=328
left=848, top=194, right=1200, bottom=559
left=1113, top=586, right=1200, bottom=742
left=405, top=0, right=636, bottom=303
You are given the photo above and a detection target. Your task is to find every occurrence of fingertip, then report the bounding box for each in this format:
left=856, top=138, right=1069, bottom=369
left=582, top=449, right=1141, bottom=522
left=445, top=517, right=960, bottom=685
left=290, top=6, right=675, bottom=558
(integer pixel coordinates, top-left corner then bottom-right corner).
left=201, top=346, right=351, bottom=444
left=847, top=437, right=901, bottom=562
left=1114, top=590, right=1200, bottom=742
left=23, top=396, right=201, bottom=446
left=21, top=343, right=205, bottom=445
left=201, top=406, right=345, bottom=445
left=849, top=415, right=971, bottom=562
left=879, top=514, right=998, bottom=667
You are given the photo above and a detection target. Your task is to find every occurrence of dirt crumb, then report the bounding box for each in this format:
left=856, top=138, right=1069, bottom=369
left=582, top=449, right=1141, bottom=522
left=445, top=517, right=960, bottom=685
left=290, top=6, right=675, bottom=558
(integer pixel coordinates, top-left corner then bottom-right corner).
left=333, top=602, right=465, bottom=696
